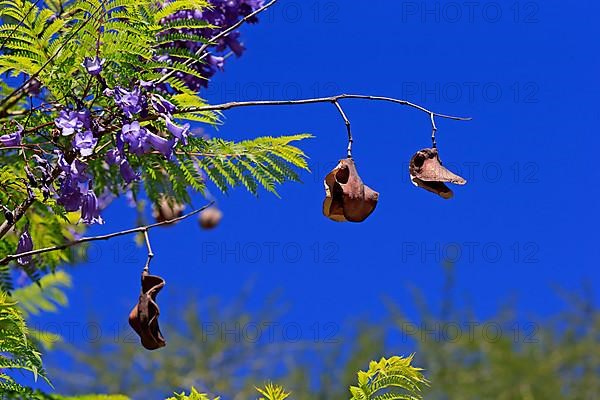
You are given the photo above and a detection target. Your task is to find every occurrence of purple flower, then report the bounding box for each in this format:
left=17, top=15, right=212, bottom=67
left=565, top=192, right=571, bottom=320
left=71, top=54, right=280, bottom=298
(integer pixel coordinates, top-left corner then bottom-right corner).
left=77, top=109, right=92, bottom=129
left=58, top=176, right=83, bottom=211
left=150, top=94, right=176, bottom=115
left=0, top=123, right=23, bottom=147
left=122, top=121, right=149, bottom=155
left=17, top=227, right=33, bottom=265
left=58, top=154, right=89, bottom=184
left=56, top=153, right=90, bottom=211
left=156, top=0, right=263, bottom=92
left=82, top=56, right=105, bottom=76
left=114, top=87, right=143, bottom=118
left=120, top=159, right=139, bottom=183
left=145, top=131, right=175, bottom=158
left=55, top=110, right=82, bottom=136
left=106, top=148, right=120, bottom=165
left=208, top=55, right=225, bottom=71
left=73, top=130, right=97, bottom=156
left=106, top=148, right=139, bottom=183
left=80, top=190, right=104, bottom=225
left=165, top=117, right=190, bottom=145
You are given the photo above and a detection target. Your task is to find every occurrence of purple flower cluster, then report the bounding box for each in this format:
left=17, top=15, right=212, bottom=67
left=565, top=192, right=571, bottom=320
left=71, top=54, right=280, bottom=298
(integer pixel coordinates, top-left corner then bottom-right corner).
left=55, top=152, right=104, bottom=225
left=102, top=83, right=191, bottom=183
left=158, top=0, right=264, bottom=91
left=55, top=109, right=98, bottom=156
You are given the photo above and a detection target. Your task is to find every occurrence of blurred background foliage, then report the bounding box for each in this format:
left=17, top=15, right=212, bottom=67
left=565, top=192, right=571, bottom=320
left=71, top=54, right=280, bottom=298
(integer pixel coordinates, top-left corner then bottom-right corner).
left=44, top=264, right=600, bottom=400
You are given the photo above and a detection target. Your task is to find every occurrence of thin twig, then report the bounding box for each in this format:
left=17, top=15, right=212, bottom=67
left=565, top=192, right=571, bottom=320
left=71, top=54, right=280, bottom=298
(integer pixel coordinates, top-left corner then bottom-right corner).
left=0, top=202, right=214, bottom=266
left=155, top=0, right=279, bottom=86
left=332, top=100, right=352, bottom=158
left=142, top=229, right=153, bottom=272
left=430, top=113, right=438, bottom=148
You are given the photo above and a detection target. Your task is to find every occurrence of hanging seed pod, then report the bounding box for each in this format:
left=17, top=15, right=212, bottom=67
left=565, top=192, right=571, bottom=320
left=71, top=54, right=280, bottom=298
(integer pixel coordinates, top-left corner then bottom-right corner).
left=128, top=270, right=166, bottom=350
left=409, top=148, right=466, bottom=199
left=152, top=195, right=185, bottom=224
left=323, top=158, right=379, bottom=222
left=199, top=206, right=222, bottom=230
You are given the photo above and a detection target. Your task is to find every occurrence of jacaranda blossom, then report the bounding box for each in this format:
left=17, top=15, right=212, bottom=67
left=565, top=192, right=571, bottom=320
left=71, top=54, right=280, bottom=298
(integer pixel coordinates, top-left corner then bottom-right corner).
left=55, top=110, right=83, bottom=136
left=145, top=131, right=175, bottom=158
left=165, top=117, right=190, bottom=145
left=0, top=123, right=22, bottom=147
left=150, top=94, right=176, bottom=116
left=157, top=0, right=264, bottom=91
left=82, top=56, right=105, bottom=76
left=16, top=227, right=33, bottom=265
left=56, top=152, right=89, bottom=211
left=122, top=122, right=149, bottom=155
left=80, top=189, right=104, bottom=225
left=73, top=130, right=98, bottom=156
left=121, top=122, right=175, bottom=158
left=114, top=87, right=143, bottom=118
left=106, top=148, right=139, bottom=184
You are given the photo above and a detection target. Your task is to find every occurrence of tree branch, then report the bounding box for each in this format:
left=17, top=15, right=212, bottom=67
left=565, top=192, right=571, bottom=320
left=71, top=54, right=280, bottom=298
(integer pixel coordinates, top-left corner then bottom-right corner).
left=0, top=202, right=213, bottom=266
left=176, top=94, right=472, bottom=122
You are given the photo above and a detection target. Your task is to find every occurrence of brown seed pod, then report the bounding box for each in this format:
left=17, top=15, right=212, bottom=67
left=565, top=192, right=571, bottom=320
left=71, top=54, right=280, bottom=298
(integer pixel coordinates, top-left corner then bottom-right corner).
left=323, top=158, right=379, bottom=222
left=128, top=270, right=166, bottom=350
left=409, top=148, right=466, bottom=199
left=152, top=195, right=185, bottom=224
left=199, top=206, right=223, bottom=230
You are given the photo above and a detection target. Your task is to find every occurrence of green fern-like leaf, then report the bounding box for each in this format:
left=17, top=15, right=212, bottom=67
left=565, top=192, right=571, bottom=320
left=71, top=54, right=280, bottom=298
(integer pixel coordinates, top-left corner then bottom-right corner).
left=12, top=270, right=71, bottom=318
left=166, top=387, right=219, bottom=400
left=0, top=291, right=50, bottom=389
left=349, top=355, right=429, bottom=400
left=256, top=383, right=290, bottom=400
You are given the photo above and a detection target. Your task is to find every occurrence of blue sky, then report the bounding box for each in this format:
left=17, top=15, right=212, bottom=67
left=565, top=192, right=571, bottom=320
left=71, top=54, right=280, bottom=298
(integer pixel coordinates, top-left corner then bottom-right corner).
left=29, top=0, right=599, bottom=389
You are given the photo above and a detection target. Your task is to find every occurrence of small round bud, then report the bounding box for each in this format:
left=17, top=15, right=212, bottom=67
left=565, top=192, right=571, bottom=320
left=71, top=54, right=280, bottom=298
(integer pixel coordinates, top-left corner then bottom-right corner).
left=152, top=196, right=185, bottom=224
left=199, top=206, right=222, bottom=230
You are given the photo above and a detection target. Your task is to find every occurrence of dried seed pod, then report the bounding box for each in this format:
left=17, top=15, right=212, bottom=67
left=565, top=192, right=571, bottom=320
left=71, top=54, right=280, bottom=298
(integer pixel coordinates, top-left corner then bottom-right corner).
left=199, top=206, right=223, bottom=230
left=323, top=158, right=379, bottom=222
left=409, top=148, right=466, bottom=199
left=128, top=270, right=166, bottom=350
left=152, top=195, right=185, bottom=224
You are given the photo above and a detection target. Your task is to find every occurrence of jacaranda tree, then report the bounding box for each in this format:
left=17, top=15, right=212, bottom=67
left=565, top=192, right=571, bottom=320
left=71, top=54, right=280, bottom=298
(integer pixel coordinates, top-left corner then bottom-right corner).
left=0, top=0, right=470, bottom=397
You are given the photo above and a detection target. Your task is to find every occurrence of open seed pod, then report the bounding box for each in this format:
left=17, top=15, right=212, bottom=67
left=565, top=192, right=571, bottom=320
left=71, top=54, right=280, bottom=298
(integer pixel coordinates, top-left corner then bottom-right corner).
left=199, top=206, right=223, bottom=230
left=409, top=148, right=466, bottom=199
left=323, top=158, right=379, bottom=222
left=128, top=270, right=166, bottom=350
left=152, top=195, right=185, bottom=224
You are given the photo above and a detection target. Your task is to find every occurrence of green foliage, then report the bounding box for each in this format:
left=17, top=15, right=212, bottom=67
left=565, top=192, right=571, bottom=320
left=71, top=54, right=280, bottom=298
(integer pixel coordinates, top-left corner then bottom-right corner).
left=49, top=395, right=130, bottom=400
left=0, top=291, right=49, bottom=395
left=13, top=270, right=71, bottom=318
left=0, top=0, right=311, bottom=291
left=166, top=387, right=219, bottom=400
left=256, top=383, right=290, bottom=400
left=349, top=355, right=428, bottom=400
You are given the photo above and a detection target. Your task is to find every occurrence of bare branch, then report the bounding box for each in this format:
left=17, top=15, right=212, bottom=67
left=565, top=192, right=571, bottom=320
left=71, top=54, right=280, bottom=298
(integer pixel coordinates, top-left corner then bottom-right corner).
left=0, top=202, right=214, bottom=266
left=172, top=93, right=472, bottom=122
